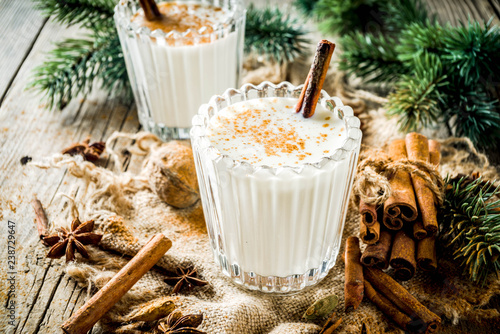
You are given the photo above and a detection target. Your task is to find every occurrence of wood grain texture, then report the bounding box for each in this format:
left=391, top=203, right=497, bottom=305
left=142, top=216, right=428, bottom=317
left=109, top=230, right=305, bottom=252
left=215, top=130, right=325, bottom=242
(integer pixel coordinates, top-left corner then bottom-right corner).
left=0, top=0, right=498, bottom=333
left=426, top=0, right=499, bottom=25
left=0, top=0, right=46, bottom=105
left=0, top=15, right=138, bottom=333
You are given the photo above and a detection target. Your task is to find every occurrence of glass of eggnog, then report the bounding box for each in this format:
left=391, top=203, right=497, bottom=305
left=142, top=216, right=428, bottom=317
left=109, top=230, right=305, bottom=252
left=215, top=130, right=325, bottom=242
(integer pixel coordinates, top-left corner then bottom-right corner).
left=114, top=0, right=245, bottom=140
left=191, top=81, right=362, bottom=293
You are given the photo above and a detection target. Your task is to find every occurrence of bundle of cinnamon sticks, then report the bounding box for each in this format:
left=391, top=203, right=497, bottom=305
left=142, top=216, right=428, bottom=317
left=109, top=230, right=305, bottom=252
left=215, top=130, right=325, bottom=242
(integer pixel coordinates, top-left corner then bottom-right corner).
left=359, top=133, right=441, bottom=281
left=344, top=133, right=443, bottom=332
left=344, top=237, right=441, bottom=334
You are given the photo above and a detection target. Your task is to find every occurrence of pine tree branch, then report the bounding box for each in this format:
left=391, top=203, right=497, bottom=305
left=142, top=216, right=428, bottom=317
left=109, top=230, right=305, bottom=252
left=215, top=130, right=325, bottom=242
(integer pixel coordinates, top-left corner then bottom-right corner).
left=442, top=83, right=500, bottom=149
left=441, top=175, right=500, bottom=285
left=442, top=18, right=500, bottom=86
left=313, top=0, right=429, bottom=36
left=245, top=4, right=309, bottom=64
left=33, top=0, right=115, bottom=30
left=395, top=21, right=445, bottom=62
left=293, top=0, right=319, bottom=18
left=380, top=0, right=432, bottom=33
left=28, top=27, right=131, bottom=110
left=311, top=0, right=500, bottom=150
left=386, top=53, right=447, bottom=132
left=314, top=0, right=381, bottom=36
left=339, top=32, right=406, bottom=83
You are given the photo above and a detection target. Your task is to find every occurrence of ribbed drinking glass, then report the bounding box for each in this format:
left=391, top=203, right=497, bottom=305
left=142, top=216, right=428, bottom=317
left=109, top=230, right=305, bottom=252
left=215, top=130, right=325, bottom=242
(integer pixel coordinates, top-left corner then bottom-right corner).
left=114, top=0, right=245, bottom=140
left=191, top=82, right=362, bottom=293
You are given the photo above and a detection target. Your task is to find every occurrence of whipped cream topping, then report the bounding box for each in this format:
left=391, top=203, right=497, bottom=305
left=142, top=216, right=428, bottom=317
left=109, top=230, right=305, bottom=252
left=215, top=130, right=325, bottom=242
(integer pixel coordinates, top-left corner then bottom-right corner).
left=207, top=97, right=347, bottom=167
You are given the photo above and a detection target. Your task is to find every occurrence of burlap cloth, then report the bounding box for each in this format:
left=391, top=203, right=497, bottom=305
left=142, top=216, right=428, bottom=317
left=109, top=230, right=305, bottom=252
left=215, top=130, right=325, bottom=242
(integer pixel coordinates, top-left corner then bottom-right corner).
left=35, top=66, right=500, bottom=333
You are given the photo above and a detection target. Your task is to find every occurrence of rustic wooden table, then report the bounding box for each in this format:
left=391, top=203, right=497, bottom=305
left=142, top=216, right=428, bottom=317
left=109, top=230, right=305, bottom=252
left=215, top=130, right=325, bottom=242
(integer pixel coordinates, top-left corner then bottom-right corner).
left=1, top=0, right=499, bottom=333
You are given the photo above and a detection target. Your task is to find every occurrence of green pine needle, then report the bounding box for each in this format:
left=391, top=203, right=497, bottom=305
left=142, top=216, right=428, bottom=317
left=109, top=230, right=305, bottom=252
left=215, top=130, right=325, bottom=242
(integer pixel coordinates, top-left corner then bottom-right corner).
left=386, top=54, right=447, bottom=132
left=245, top=4, right=309, bottom=64
left=339, top=32, right=406, bottom=83
left=331, top=1, right=500, bottom=149
left=380, top=0, right=431, bottom=33
left=441, top=175, right=500, bottom=285
left=314, top=0, right=380, bottom=36
left=28, top=28, right=130, bottom=110
left=443, top=18, right=500, bottom=85
left=293, top=0, right=319, bottom=18
left=443, top=85, right=500, bottom=149
left=395, top=21, right=445, bottom=62
left=314, top=0, right=427, bottom=36
left=33, top=0, right=115, bottom=30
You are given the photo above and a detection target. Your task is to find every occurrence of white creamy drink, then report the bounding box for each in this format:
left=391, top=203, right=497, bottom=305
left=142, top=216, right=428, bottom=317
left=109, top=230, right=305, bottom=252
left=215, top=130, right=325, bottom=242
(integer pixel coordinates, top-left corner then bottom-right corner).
left=191, top=83, right=362, bottom=293
left=115, top=0, right=245, bottom=139
left=208, top=98, right=347, bottom=167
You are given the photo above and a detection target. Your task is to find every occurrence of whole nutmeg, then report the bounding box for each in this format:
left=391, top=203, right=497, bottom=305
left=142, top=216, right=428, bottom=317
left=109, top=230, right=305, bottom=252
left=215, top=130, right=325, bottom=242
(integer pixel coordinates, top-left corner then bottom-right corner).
left=144, top=142, right=199, bottom=208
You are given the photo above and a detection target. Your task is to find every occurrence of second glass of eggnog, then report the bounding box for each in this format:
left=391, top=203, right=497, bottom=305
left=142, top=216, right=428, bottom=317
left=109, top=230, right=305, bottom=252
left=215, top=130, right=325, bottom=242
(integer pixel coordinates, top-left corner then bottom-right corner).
left=191, top=82, right=362, bottom=293
left=114, top=0, right=245, bottom=140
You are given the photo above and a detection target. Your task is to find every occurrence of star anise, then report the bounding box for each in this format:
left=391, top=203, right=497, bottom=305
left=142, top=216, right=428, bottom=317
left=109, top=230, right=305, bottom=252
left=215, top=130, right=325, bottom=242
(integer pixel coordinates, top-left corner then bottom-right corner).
left=62, top=137, right=106, bottom=162
left=156, top=311, right=206, bottom=334
left=164, top=266, right=208, bottom=294
left=43, top=218, right=103, bottom=262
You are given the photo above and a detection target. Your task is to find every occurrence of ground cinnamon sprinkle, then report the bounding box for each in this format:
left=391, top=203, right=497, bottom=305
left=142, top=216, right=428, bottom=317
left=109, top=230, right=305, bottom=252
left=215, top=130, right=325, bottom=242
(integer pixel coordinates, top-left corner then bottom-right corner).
left=131, top=2, right=227, bottom=45
left=207, top=97, right=346, bottom=167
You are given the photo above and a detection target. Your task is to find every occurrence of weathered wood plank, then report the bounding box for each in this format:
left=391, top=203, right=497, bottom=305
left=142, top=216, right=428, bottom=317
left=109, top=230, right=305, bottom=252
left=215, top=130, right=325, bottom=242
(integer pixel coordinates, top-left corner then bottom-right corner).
left=487, top=0, right=500, bottom=19
left=0, top=0, right=47, bottom=105
left=0, top=12, right=138, bottom=333
left=469, top=0, right=500, bottom=23
left=426, top=0, right=499, bottom=25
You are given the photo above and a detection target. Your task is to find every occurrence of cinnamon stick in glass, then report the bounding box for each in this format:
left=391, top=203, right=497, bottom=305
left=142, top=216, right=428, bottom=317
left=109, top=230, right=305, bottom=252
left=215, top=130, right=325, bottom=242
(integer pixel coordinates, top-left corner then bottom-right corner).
left=383, top=139, right=418, bottom=230
left=364, top=280, right=416, bottom=331
left=359, top=219, right=380, bottom=245
left=364, top=267, right=441, bottom=333
left=405, top=133, right=438, bottom=235
left=416, top=140, right=440, bottom=272
left=61, top=234, right=172, bottom=334
left=296, top=40, right=335, bottom=118
left=345, top=236, right=364, bottom=311
left=360, top=201, right=378, bottom=227
left=389, top=230, right=416, bottom=281
left=361, top=230, right=392, bottom=269
left=139, top=0, right=162, bottom=21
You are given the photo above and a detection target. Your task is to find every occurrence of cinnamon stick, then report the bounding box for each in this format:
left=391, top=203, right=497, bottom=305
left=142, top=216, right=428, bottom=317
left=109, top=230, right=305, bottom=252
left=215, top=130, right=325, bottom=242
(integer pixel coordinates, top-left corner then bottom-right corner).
left=139, top=0, right=162, bottom=21
left=361, top=230, right=392, bottom=269
left=428, top=140, right=441, bottom=166
left=383, top=139, right=418, bottom=227
left=364, top=280, right=416, bottom=332
left=296, top=40, right=335, bottom=118
left=360, top=201, right=378, bottom=227
left=61, top=234, right=172, bottom=334
left=359, top=219, right=380, bottom=245
left=32, top=197, right=49, bottom=243
left=345, top=236, right=364, bottom=311
left=417, top=236, right=437, bottom=271
left=319, top=312, right=342, bottom=334
left=415, top=140, right=440, bottom=272
left=364, top=267, right=441, bottom=333
left=405, top=133, right=438, bottom=235
left=412, top=219, right=427, bottom=240
left=382, top=214, right=404, bottom=231
left=389, top=230, right=416, bottom=281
